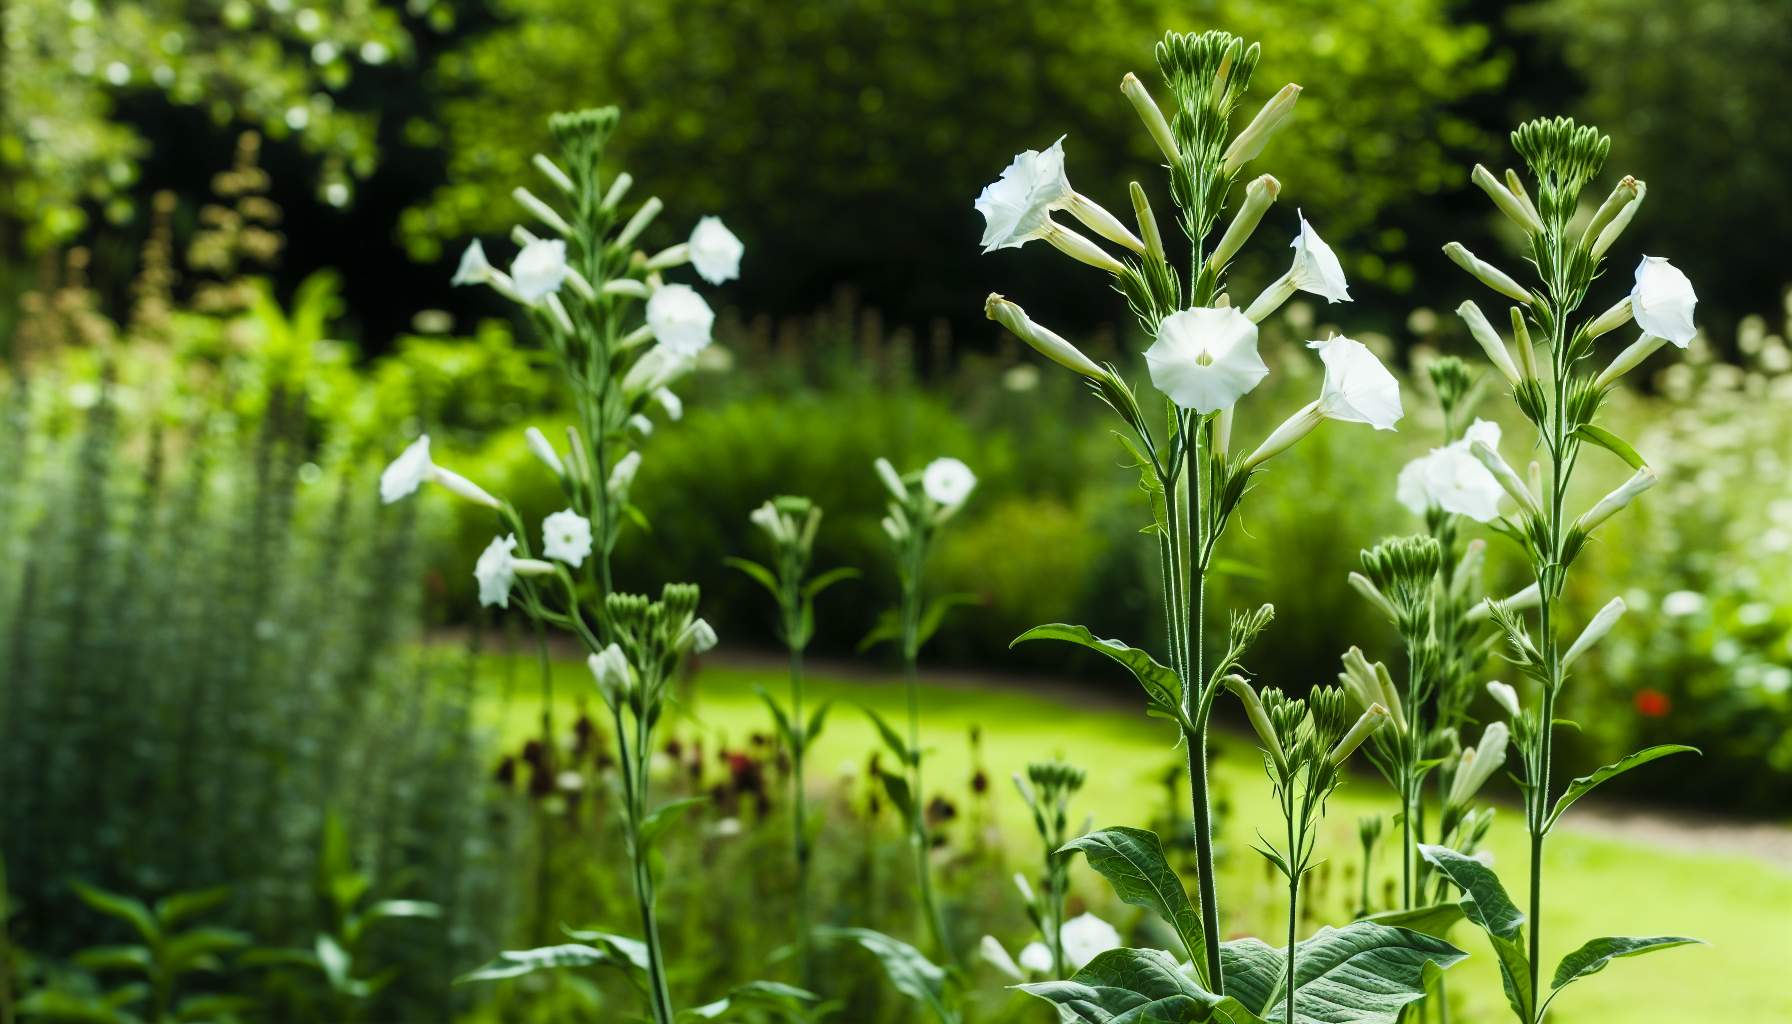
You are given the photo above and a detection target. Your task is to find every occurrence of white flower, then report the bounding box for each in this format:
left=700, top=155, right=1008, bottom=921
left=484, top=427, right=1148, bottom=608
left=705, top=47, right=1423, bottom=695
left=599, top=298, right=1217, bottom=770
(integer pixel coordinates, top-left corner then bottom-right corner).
left=679, top=618, right=718, bottom=655
left=1563, top=597, right=1626, bottom=668
left=1059, top=913, right=1121, bottom=970
left=1487, top=681, right=1521, bottom=719
left=1312, top=336, right=1401, bottom=429
left=608, top=450, right=641, bottom=497
left=524, top=426, right=564, bottom=477
left=451, top=240, right=494, bottom=286
left=1288, top=212, right=1350, bottom=302
left=541, top=509, right=593, bottom=567
left=622, top=345, right=694, bottom=396
left=588, top=644, right=634, bottom=706
left=1145, top=307, right=1268, bottom=414
left=380, top=434, right=500, bottom=509
left=380, top=435, right=435, bottom=504
left=875, top=458, right=909, bottom=502
left=979, top=936, right=1024, bottom=981
left=511, top=239, right=569, bottom=302
left=688, top=216, right=744, bottom=285
left=1630, top=257, right=1697, bottom=348
left=1396, top=419, right=1506, bottom=522
left=1448, top=721, right=1510, bottom=806
left=922, top=457, right=977, bottom=509
left=475, top=535, right=521, bottom=608
left=975, top=136, right=1071, bottom=251
left=646, top=284, right=715, bottom=357
left=1017, top=942, right=1053, bottom=976
left=749, top=502, right=790, bottom=544
left=654, top=388, right=683, bottom=421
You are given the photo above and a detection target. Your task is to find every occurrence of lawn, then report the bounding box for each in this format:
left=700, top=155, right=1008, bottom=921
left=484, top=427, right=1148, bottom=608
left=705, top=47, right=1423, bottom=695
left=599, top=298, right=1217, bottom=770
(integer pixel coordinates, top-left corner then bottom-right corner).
left=470, top=652, right=1790, bottom=1023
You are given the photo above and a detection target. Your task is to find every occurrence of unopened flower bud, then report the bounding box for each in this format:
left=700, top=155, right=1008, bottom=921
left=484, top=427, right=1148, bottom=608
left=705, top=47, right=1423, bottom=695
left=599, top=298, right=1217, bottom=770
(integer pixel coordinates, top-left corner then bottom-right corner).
left=1469, top=440, right=1541, bottom=518
left=430, top=466, right=501, bottom=509
left=679, top=618, right=718, bottom=655
left=1242, top=400, right=1323, bottom=470
left=1574, top=467, right=1657, bottom=533
left=1503, top=169, right=1543, bottom=229
left=1348, top=571, right=1400, bottom=624
left=1066, top=193, right=1145, bottom=254
left=525, top=426, right=565, bottom=477
left=1209, top=174, right=1280, bottom=271
left=1042, top=222, right=1127, bottom=275
left=601, top=172, right=634, bottom=211
left=608, top=450, right=642, bottom=497
left=1121, top=72, right=1179, bottom=164
left=1471, top=164, right=1543, bottom=234
left=1509, top=307, right=1538, bottom=381
left=1328, top=704, right=1390, bottom=768
left=513, top=187, right=573, bottom=237
left=1130, top=181, right=1166, bottom=265
left=986, top=294, right=1105, bottom=379
left=1444, top=242, right=1535, bottom=305
left=874, top=458, right=908, bottom=502
left=1487, top=681, right=1521, bottom=720
left=1224, top=675, right=1287, bottom=775
left=615, top=197, right=663, bottom=251
left=1594, top=333, right=1670, bottom=390
left=1222, top=83, right=1301, bottom=175
left=1457, top=300, right=1523, bottom=386
left=1583, top=176, right=1640, bottom=256
left=1590, top=179, right=1647, bottom=262
left=1585, top=296, right=1633, bottom=341
left=1563, top=597, right=1626, bottom=668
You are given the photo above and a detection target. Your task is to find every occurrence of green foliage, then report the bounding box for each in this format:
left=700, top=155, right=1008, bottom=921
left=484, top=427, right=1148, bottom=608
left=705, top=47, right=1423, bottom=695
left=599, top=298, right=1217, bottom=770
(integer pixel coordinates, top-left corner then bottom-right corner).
left=817, top=928, right=957, bottom=1024
left=1218, top=923, right=1467, bottom=1024
left=1059, top=828, right=1203, bottom=973
left=1019, top=946, right=1248, bottom=1022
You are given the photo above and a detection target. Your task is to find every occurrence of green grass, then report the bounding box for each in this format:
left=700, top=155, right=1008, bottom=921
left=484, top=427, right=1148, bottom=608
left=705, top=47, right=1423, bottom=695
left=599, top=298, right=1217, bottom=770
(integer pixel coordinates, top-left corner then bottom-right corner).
left=472, top=653, right=1790, bottom=1023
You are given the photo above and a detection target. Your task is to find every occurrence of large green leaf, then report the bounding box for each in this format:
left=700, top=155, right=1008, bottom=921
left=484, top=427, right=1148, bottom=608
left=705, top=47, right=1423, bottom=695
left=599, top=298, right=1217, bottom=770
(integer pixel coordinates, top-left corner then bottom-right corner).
left=71, top=883, right=159, bottom=946
left=1019, top=946, right=1262, bottom=1024
left=1551, top=935, right=1701, bottom=991
left=1363, top=903, right=1466, bottom=940
left=1221, top=923, right=1465, bottom=1024
left=1419, top=845, right=1531, bottom=1022
left=454, top=943, right=615, bottom=984
left=1060, top=828, right=1205, bottom=983
left=1546, top=745, right=1698, bottom=831
left=723, top=556, right=782, bottom=603
left=153, top=886, right=231, bottom=929
left=681, top=979, right=818, bottom=1020
left=819, top=927, right=957, bottom=1024
left=1573, top=424, right=1648, bottom=469
left=1012, top=624, right=1182, bottom=716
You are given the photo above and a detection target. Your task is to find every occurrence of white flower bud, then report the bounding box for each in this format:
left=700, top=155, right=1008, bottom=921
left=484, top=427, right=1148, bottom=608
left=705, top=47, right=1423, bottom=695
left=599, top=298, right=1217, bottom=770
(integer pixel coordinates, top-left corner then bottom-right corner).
left=1469, top=439, right=1541, bottom=518
left=616, top=196, right=663, bottom=251
left=1208, top=174, right=1280, bottom=271
left=1471, top=164, right=1543, bottom=234
left=874, top=457, right=908, bottom=502
left=1121, top=72, right=1179, bottom=163
left=512, top=186, right=572, bottom=237
left=1042, top=221, right=1128, bottom=275
left=1066, top=193, right=1145, bottom=254
left=525, top=426, right=565, bottom=477
left=1487, top=681, right=1521, bottom=720
left=601, top=172, right=634, bottom=211
left=1563, top=597, right=1626, bottom=669
left=1574, top=467, right=1657, bottom=534
left=1594, top=334, right=1670, bottom=390
left=986, top=294, right=1105, bottom=379
left=1221, top=83, right=1301, bottom=175
left=1585, top=296, right=1633, bottom=341
left=1447, top=722, right=1508, bottom=807
left=532, top=153, right=575, bottom=195
left=1457, top=300, right=1523, bottom=386
left=679, top=618, right=718, bottom=655
left=1328, top=704, right=1390, bottom=768
left=430, top=466, right=501, bottom=509
left=1444, top=242, right=1534, bottom=305
left=1589, top=178, right=1645, bottom=261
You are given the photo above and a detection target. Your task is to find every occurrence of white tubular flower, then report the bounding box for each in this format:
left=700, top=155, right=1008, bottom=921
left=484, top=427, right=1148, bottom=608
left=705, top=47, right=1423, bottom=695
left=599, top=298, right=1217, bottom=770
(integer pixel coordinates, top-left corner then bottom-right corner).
left=1145, top=307, right=1267, bottom=414
left=975, top=137, right=1073, bottom=252
left=607, top=450, right=642, bottom=498
left=511, top=239, right=570, bottom=302
left=621, top=345, right=694, bottom=396
left=1563, top=597, right=1626, bottom=669
left=1584, top=296, right=1633, bottom=341
left=602, top=172, right=634, bottom=211
left=603, top=278, right=651, bottom=299
left=628, top=413, right=654, bottom=438
left=1208, top=174, right=1280, bottom=270
left=874, top=458, right=908, bottom=502
left=1396, top=419, right=1505, bottom=523
left=531, top=153, right=574, bottom=194
left=1444, top=242, right=1534, bottom=304
left=1059, top=913, right=1122, bottom=971
left=512, top=186, right=572, bottom=236
left=431, top=467, right=502, bottom=509
left=451, top=240, right=494, bottom=286
left=1487, top=681, right=1522, bottom=720
left=1589, top=179, right=1646, bottom=261
left=979, top=936, right=1025, bottom=982
left=749, top=502, right=790, bottom=544
left=1311, top=336, right=1402, bottom=429
left=1629, top=257, right=1698, bottom=348
left=985, top=294, right=1105, bottom=379
left=1018, top=942, right=1053, bottom=977
left=1457, top=300, right=1523, bottom=386
left=1012, top=872, right=1036, bottom=905
left=689, top=216, right=745, bottom=285
left=525, top=426, right=565, bottom=478
left=1121, top=72, right=1179, bottom=163
left=542, top=509, right=593, bottom=567
left=1469, top=439, right=1541, bottom=518
left=679, top=618, right=718, bottom=655
left=1287, top=212, right=1351, bottom=302
left=654, top=388, right=683, bottom=421
left=1594, top=334, right=1668, bottom=390
left=1471, top=164, right=1543, bottom=235
left=1448, top=721, right=1509, bottom=806
left=1574, top=467, right=1658, bottom=534
left=588, top=644, right=634, bottom=705
left=380, top=435, right=436, bottom=504
left=1469, top=581, right=1542, bottom=623
left=646, top=284, right=715, bottom=357
left=1044, top=223, right=1128, bottom=275
left=474, top=534, right=522, bottom=608
left=615, top=196, right=662, bottom=250
left=922, top=457, right=977, bottom=509
left=1221, top=83, right=1301, bottom=175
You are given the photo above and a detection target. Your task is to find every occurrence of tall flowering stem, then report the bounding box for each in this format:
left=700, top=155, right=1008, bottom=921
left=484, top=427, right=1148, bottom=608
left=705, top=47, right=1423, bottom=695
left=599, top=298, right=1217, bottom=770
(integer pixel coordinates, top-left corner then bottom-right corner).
left=983, top=30, right=1402, bottom=993
left=1422, top=117, right=1702, bottom=1023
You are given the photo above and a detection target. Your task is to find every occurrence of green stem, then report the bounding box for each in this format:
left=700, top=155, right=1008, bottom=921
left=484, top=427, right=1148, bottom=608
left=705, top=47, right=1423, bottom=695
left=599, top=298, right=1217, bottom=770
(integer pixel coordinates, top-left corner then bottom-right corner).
left=612, top=701, right=675, bottom=1024
left=788, top=637, right=814, bottom=986
left=1285, top=786, right=1300, bottom=1024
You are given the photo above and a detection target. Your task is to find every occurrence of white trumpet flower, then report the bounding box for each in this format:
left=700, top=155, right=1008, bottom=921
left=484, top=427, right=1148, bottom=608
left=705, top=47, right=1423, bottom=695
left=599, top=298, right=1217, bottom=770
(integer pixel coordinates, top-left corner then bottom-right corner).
left=511, top=239, right=570, bottom=302
left=1448, top=721, right=1510, bottom=806
left=689, top=216, right=744, bottom=285
left=679, top=618, right=718, bottom=656
left=922, top=457, right=977, bottom=509
left=1242, top=336, right=1399, bottom=469
left=452, top=240, right=495, bottom=286
left=1629, top=257, right=1698, bottom=347
left=1018, top=942, right=1054, bottom=976
left=541, top=509, right=593, bottom=567
left=1145, top=307, right=1267, bottom=414
left=1059, top=913, right=1122, bottom=971
left=1397, top=419, right=1506, bottom=522
left=380, top=435, right=501, bottom=509
left=975, top=137, right=1142, bottom=255
left=646, top=284, right=715, bottom=357
left=979, top=935, right=1025, bottom=981
left=474, top=534, right=553, bottom=608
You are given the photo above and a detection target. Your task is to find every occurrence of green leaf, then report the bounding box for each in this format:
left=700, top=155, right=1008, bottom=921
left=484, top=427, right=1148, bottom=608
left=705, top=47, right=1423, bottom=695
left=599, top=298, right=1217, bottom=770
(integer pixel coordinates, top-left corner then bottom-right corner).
left=173, top=994, right=256, bottom=1022
left=803, top=566, right=859, bottom=599
left=1546, top=745, right=1698, bottom=831
left=17, top=988, right=145, bottom=1022
left=153, top=886, right=231, bottom=929
left=1574, top=424, right=1647, bottom=469
left=724, top=556, right=783, bottom=604
left=859, top=705, right=913, bottom=764
left=1551, top=935, right=1700, bottom=991
left=1011, top=623, right=1182, bottom=716
left=454, top=943, right=615, bottom=984
left=1061, top=828, right=1205, bottom=981
left=818, top=927, right=958, bottom=1024
left=916, top=592, right=979, bottom=647
left=72, top=945, right=153, bottom=973
left=1419, top=845, right=1531, bottom=1022
left=876, top=769, right=914, bottom=821
left=805, top=701, right=833, bottom=745
left=72, top=883, right=159, bottom=946
left=681, top=980, right=818, bottom=1020
left=1222, top=923, right=1466, bottom=1024
left=639, top=796, right=709, bottom=851
left=758, top=688, right=797, bottom=748
left=1364, top=903, right=1466, bottom=940
left=163, top=927, right=250, bottom=973
left=1018, top=946, right=1260, bottom=1023
left=857, top=608, right=903, bottom=653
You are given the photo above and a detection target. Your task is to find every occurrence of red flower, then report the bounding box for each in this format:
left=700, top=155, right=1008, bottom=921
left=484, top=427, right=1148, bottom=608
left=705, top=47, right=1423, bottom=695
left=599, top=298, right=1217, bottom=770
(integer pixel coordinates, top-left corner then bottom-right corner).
left=1634, top=688, right=1671, bottom=718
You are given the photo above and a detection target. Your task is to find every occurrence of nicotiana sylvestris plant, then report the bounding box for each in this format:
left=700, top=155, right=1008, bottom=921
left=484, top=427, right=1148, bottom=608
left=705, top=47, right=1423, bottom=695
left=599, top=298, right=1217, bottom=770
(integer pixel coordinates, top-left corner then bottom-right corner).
left=979, top=760, right=1125, bottom=984
left=977, top=28, right=1465, bottom=1020
left=825, top=457, right=977, bottom=1023
left=726, top=495, right=858, bottom=985
left=1415, top=116, right=1705, bottom=1023
left=383, top=107, right=812, bottom=1024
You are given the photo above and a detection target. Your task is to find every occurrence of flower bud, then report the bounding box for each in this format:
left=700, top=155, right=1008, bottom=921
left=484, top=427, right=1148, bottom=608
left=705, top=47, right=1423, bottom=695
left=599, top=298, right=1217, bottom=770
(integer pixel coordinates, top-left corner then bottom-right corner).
left=1471, top=164, right=1543, bottom=235
left=1042, top=222, right=1127, bottom=275
left=511, top=557, right=556, bottom=577
left=1066, top=193, right=1145, bottom=254
left=1594, top=333, right=1669, bottom=390
left=513, top=186, right=573, bottom=237
left=525, top=426, right=565, bottom=477
left=1585, top=296, right=1633, bottom=341
left=1584, top=176, right=1640, bottom=255
left=1130, top=181, right=1166, bottom=265
left=588, top=644, right=635, bottom=708
left=1590, top=179, right=1647, bottom=262
left=601, top=172, right=634, bottom=211
left=1242, top=399, right=1323, bottom=470
left=1328, top=704, right=1390, bottom=768
left=1348, top=571, right=1400, bottom=624
left=1224, top=675, right=1287, bottom=775
left=1573, top=467, right=1657, bottom=533
left=874, top=457, right=908, bottom=502
left=1447, top=722, right=1508, bottom=806
left=1469, top=582, right=1541, bottom=623
left=1213, top=406, right=1234, bottom=458
left=1121, top=73, right=1179, bottom=164
left=679, top=617, right=718, bottom=655
left=1013, top=872, right=1036, bottom=906
left=646, top=242, right=692, bottom=271
left=429, top=466, right=501, bottom=509
left=1503, top=168, right=1543, bottom=229
left=1469, top=440, right=1541, bottom=518
left=1509, top=307, right=1538, bottom=382
left=532, top=153, right=575, bottom=195
left=1563, top=597, right=1626, bottom=668
left=986, top=294, right=1105, bottom=379
left=603, top=279, right=650, bottom=299
left=615, top=196, right=663, bottom=251
left=1222, top=83, right=1301, bottom=176
left=1487, top=681, right=1521, bottom=719
left=1209, top=174, right=1280, bottom=270
left=1457, top=300, right=1523, bottom=386
left=608, top=450, right=642, bottom=497
left=1444, top=242, right=1535, bottom=305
